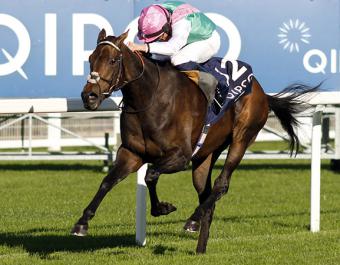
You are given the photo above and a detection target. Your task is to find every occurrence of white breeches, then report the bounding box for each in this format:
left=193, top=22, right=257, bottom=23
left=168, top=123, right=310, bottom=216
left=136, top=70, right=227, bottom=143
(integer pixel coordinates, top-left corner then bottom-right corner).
left=170, top=30, right=221, bottom=66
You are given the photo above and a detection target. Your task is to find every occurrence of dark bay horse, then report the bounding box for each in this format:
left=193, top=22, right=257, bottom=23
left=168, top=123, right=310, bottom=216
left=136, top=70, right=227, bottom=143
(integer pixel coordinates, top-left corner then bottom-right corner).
left=73, top=29, right=317, bottom=253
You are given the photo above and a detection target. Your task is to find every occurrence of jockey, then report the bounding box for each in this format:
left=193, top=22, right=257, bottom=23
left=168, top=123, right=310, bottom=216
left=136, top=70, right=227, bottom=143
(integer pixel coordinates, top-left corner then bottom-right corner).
left=127, top=1, right=221, bottom=67
left=128, top=1, right=226, bottom=113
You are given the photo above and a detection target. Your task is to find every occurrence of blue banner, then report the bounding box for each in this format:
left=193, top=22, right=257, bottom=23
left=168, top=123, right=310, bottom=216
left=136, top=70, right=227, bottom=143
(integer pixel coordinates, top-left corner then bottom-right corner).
left=0, top=0, right=339, bottom=97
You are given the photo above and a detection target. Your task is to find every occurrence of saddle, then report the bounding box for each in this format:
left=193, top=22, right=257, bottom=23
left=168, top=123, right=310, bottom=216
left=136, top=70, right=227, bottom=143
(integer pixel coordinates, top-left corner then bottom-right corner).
left=181, top=58, right=253, bottom=125
left=181, top=70, right=217, bottom=105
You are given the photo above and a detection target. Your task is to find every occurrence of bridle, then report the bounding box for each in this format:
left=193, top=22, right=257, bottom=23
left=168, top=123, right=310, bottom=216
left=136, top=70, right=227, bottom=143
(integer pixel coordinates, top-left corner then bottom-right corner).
left=87, top=40, right=145, bottom=98
left=86, top=39, right=160, bottom=114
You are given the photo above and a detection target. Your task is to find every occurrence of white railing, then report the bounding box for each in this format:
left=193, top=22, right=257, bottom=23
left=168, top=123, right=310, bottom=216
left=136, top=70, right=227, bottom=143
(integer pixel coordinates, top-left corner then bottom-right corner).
left=0, top=98, right=121, bottom=158
left=308, top=92, right=340, bottom=232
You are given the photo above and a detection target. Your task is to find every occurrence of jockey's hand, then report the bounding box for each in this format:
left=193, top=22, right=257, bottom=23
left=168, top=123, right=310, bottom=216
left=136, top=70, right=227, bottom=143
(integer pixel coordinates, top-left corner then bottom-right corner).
left=127, top=42, right=148, bottom=53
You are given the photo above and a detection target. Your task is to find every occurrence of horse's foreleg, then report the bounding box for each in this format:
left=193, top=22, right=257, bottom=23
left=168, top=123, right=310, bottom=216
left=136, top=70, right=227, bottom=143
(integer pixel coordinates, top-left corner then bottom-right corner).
left=71, top=147, right=142, bottom=236
left=146, top=148, right=190, bottom=217
left=145, top=167, right=177, bottom=217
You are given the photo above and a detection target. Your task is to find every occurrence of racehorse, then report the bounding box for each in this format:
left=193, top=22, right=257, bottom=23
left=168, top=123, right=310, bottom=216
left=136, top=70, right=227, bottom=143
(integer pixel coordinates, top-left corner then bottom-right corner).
left=72, top=29, right=318, bottom=254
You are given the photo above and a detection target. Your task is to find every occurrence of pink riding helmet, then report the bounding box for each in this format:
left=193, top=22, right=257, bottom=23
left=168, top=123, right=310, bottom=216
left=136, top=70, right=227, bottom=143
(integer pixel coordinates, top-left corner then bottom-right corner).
left=137, top=5, right=171, bottom=43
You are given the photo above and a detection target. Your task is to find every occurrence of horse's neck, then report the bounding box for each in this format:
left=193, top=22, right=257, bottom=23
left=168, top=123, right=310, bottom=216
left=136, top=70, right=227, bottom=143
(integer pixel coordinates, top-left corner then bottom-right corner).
left=121, top=51, right=160, bottom=110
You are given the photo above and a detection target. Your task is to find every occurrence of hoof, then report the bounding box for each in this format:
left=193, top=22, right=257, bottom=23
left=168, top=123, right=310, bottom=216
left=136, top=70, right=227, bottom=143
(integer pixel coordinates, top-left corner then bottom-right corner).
left=71, top=224, right=88, bottom=237
left=183, top=219, right=200, bottom=233
left=151, top=202, right=177, bottom=217
left=196, top=248, right=206, bottom=254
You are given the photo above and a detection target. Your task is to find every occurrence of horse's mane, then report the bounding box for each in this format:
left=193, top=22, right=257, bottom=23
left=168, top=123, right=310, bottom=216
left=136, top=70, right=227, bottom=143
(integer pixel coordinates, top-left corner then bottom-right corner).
left=142, top=53, right=175, bottom=69
left=104, top=35, right=177, bottom=71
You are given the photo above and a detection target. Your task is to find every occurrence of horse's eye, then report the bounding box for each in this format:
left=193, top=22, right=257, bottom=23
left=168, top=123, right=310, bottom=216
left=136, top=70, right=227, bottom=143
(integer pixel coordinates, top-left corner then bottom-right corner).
left=109, top=59, right=116, bottom=65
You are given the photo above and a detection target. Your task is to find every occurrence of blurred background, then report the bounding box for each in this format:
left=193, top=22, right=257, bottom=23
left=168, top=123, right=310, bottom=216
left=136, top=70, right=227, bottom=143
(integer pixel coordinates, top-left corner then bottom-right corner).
left=0, top=0, right=339, bottom=160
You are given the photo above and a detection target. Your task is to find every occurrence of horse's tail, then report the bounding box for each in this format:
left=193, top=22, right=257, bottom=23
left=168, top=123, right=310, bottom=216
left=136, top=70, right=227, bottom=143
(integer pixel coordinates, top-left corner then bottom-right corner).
left=266, top=83, right=321, bottom=156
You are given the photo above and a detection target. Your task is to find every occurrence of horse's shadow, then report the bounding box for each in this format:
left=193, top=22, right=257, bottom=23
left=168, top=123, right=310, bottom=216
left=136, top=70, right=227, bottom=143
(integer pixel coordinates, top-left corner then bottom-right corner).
left=0, top=228, right=136, bottom=258
left=0, top=163, right=103, bottom=172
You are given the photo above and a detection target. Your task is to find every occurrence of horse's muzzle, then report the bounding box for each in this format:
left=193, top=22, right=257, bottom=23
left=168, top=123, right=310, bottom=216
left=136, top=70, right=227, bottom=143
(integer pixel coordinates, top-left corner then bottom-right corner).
left=81, top=91, right=101, bottom=111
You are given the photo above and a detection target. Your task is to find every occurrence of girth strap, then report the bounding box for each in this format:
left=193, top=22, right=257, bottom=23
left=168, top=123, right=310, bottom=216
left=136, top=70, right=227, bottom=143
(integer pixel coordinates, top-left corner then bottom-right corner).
left=192, top=123, right=210, bottom=157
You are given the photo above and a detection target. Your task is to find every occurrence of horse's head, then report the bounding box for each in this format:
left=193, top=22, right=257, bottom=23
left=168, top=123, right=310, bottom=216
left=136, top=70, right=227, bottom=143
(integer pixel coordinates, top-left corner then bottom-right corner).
left=81, top=29, right=128, bottom=110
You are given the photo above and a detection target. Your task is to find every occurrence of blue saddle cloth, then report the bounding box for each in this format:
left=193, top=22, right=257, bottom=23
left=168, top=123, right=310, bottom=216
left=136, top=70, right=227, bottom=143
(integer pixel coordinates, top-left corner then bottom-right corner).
left=148, top=54, right=254, bottom=157
left=178, top=58, right=254, bottom=125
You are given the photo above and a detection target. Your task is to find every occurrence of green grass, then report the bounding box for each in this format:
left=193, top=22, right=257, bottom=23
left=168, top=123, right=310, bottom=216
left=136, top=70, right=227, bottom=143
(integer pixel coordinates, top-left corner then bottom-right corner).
left=0, top=159, right=339, bottom=264
left=247, top=141, right=292, bottom=152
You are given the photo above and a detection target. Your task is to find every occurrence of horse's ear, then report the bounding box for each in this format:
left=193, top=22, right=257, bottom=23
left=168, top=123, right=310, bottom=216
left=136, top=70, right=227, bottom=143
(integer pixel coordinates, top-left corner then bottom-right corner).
left=117, top=30, right=129, bottom=45
left=97, top=29, right=106, bottom=44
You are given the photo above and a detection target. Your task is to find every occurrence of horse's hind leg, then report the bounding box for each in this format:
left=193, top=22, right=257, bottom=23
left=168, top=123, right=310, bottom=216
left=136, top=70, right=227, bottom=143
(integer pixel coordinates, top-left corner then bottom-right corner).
left=194, top=97, right=268, bottom=253
left=195, top=140, right=250, bottom=253
left=71, top=147, right=142, bottom=236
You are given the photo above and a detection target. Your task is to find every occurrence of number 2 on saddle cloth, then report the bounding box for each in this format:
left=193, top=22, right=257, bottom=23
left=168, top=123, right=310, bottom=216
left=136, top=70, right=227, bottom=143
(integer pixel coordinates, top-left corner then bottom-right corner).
left=177, top=57, right=254, bottom=124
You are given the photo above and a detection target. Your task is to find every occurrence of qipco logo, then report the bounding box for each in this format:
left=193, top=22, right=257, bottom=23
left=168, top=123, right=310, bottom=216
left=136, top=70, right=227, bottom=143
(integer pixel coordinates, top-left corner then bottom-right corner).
left=303, top=49, right=340, bottom=75
left=0, top=13, right=115, bottom=79
left=0, top=13, right=242, bottom=79
left=0, top=14, right=30, bottom=79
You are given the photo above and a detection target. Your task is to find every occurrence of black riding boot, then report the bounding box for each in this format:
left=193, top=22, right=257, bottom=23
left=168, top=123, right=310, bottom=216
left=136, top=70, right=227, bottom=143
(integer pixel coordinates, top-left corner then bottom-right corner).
left=212, top=85, right=225, bottom=114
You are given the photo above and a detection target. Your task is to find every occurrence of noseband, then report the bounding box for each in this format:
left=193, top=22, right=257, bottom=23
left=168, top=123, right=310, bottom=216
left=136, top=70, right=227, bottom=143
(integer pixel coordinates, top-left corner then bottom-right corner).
left=87, top=40, right=145, bottom=98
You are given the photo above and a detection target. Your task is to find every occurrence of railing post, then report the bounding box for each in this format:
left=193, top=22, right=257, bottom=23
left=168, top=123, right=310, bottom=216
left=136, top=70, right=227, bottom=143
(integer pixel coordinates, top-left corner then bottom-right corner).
left=28, top=114, right=33, bottom=157
left=112, top=111, right=121, bottom=148
left=331, top=107, right=340, bottom=171
left=310, top=105, right=323, bottom=232
left=47, top=113, right=61, bottom=152
left=321, top=116, right=330, bottom=151
left=136, top=164, right=147, bottom=246
left=335, top=108, right=340, bottom=158
left=297, top=116, right=313, bottom=148
left=103, top=132, right=112, bottom=172
left=21, top=117, right=25, bottom=152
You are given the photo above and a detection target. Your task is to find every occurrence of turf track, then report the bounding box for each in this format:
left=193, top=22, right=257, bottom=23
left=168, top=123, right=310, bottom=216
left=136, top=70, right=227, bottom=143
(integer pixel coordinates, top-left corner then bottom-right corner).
left=0, top=158, right=339, bottom=264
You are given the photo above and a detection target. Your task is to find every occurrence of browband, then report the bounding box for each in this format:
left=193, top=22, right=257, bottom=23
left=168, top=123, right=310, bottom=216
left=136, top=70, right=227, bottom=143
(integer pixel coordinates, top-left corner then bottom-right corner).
left=97, top=41, right=121, bottom=52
